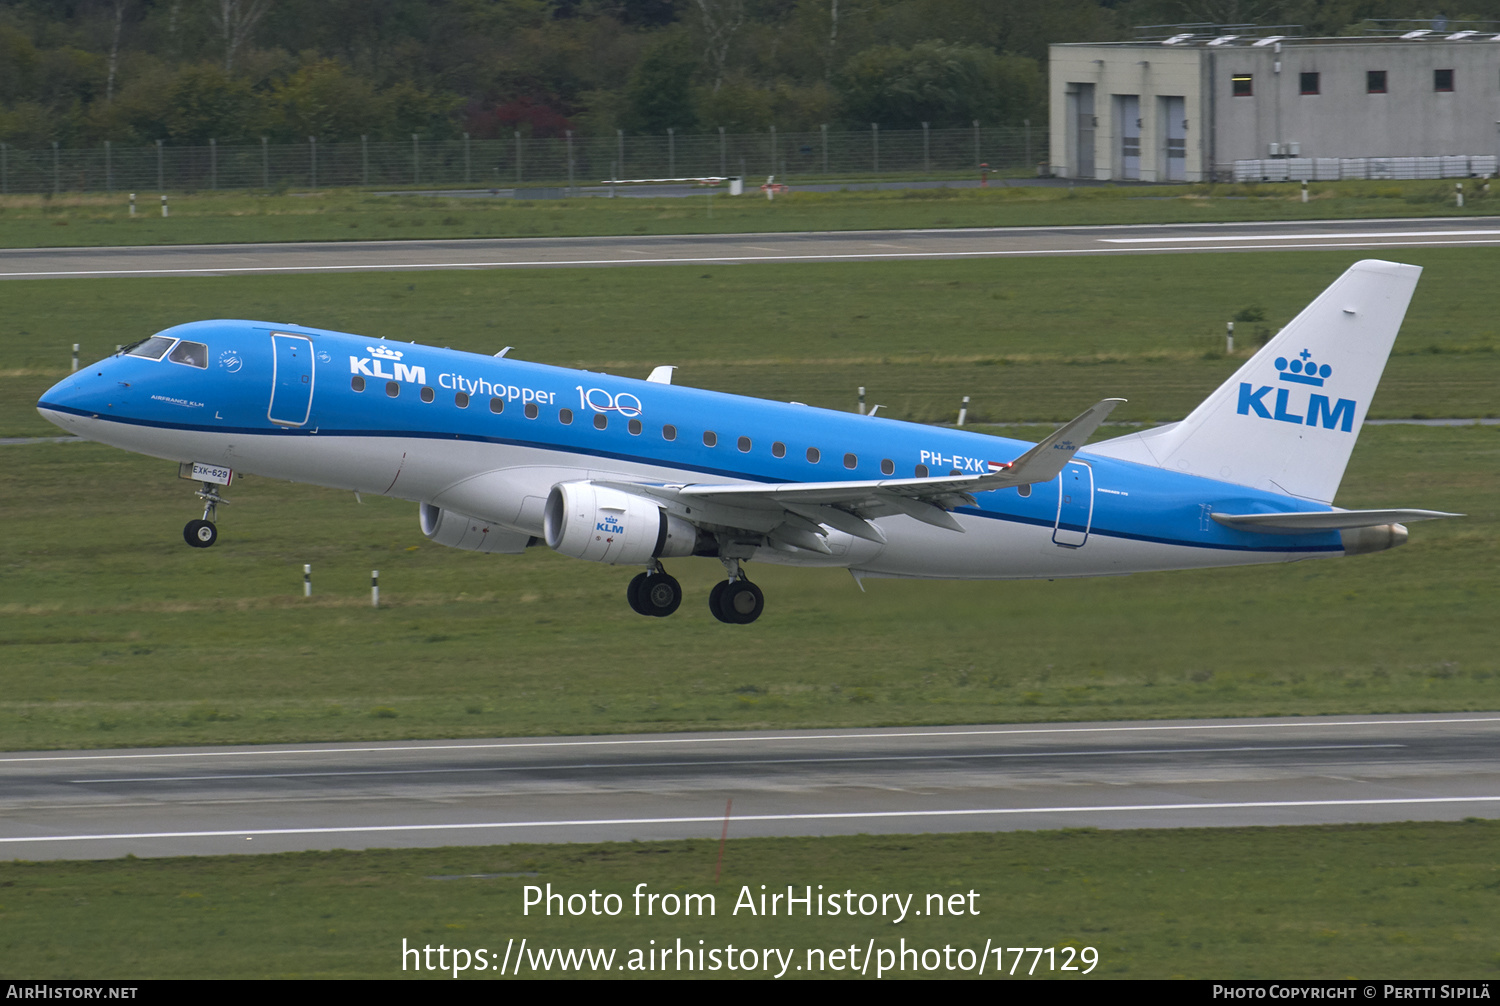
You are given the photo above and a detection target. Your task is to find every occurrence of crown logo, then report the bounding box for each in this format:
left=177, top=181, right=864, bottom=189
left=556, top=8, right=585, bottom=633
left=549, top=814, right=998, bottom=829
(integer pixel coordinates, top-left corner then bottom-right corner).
left=369, top=345, right=404, bottom=360
left=1275, top=349, right=1331, bottom=387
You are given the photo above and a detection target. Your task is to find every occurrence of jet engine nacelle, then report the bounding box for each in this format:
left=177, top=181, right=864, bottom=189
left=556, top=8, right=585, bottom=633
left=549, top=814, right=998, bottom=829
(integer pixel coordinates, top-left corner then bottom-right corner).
left=544, top=482, right=698, bottom=565
left=419, top=503, right=533, bottom=554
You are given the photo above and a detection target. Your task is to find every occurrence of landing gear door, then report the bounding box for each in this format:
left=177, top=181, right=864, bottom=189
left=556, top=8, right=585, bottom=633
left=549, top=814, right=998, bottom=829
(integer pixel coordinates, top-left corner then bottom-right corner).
left=1052, top=461, right=1094, bottom=547
left=268, top=333, right=315, bottom=427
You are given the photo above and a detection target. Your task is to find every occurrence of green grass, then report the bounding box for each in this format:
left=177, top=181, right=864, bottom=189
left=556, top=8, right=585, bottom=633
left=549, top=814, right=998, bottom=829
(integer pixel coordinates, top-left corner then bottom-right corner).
left=2, top=178, right=1498, bottom=248
left=1, top=421, right=1494, bottom=750
left=4, top=249, right=1499, bottom=442
left=3, top=822, right=1497, bottom=978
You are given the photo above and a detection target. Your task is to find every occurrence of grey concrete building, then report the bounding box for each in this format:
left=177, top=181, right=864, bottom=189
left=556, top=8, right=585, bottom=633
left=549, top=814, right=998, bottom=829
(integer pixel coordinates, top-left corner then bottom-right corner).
left=1050, top=32, right=1500, bottom=181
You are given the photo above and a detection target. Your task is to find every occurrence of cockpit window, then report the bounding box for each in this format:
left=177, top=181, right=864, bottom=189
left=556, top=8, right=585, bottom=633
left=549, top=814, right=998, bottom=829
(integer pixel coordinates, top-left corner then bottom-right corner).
left=168, top=340, right=208, bottom=368
left=125, top=337, right=175, bottom=361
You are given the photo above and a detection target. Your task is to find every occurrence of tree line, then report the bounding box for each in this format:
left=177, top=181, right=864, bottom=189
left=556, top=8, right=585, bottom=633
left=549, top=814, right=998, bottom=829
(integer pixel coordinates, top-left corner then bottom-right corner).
left=3, top=0, right=1496, bottom=149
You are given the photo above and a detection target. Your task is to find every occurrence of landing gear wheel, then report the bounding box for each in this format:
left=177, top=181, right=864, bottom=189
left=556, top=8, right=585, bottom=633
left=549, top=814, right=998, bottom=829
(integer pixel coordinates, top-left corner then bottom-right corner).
left=709, top=580, right=731, bottom=623
left=638, top=572, right=682, bottom=617
left=627, top=572, right=649, bottom=614
left=183, top=519, right=218, bottom=548
left=712, top=578, right=764, bottom=624
left=628, top=571, right=682, bottom=617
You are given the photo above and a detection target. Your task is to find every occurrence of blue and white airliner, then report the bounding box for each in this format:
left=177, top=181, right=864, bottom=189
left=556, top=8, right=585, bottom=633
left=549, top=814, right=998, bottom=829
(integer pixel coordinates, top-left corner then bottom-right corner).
left=37, top=259, right=1458, bottom=623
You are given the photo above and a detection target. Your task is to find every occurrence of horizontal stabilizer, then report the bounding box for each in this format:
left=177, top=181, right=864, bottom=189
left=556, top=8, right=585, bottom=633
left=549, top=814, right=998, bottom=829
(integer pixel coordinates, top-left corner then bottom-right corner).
left=1212, top=508, right=1462, bottom=534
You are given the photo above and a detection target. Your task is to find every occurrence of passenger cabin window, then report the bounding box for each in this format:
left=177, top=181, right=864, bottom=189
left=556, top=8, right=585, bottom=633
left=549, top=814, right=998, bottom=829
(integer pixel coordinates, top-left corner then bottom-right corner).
left=915, top=464, right=929, bottom=477
left=806, top=447, right=820, bottom=463
left=1299, top=72, right=1320, bottom=95
left=351, top=376, right=366, bottom=392
left=772, top=442, right=786, bottom=458
left=420, top=387, right=435, bottom=403
left=524, top=402, right=539, bottom=419
left=1232, top=74, right=1252, bottom=97
left=844, top=453, right=858, bottom=470
left=628, top=419, right=642, bottom=435
left=168, top=340, right=208, bottom=368
left=559, top=408, right=573, bottom=425
left=703, top=431, right=717, bottom=447
left=593, top=413, right=608, bottom=430
left=1367, top=70, right=1387, bottom=94
left=1435, top=68, right=1454, bottom=92
left=126, top=336, right=174, bottom=360
left=385, top=381, right=400, bottom=398
left=455, top=392, right=469, bottom=408
left=488, top=396, right=503, bottom=413
left=881, top=459, right=895, bottom=475
left=662, top=424, right=677, bottom=441
left=737, top=436, right=751, bottom=452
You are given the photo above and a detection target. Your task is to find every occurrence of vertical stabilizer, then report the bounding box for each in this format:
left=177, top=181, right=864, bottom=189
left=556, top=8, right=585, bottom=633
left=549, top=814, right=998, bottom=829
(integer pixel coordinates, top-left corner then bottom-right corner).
left=1090, top=259, right=1421, bottom=503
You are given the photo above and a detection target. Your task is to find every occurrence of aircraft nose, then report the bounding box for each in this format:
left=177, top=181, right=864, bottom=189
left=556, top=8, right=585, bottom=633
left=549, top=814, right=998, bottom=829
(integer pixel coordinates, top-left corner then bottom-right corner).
left=37, top=370, right=112, bottom=432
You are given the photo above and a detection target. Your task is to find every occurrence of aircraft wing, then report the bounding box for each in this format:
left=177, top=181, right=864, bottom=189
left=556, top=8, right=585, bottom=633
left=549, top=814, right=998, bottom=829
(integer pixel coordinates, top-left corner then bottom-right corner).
left=1211, top=508, right=1462, bottom=533
left=597, top=399, right=1124, bottom=549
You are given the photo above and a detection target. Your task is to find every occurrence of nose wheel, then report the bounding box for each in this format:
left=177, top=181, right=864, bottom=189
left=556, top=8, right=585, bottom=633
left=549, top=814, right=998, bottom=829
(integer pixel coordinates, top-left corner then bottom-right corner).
left=183, top=482, right=228, bottom=548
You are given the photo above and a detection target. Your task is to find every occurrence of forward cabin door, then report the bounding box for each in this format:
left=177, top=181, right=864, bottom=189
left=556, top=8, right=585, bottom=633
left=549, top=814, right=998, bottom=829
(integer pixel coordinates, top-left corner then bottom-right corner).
left=268, top=333, right=315, bottom=426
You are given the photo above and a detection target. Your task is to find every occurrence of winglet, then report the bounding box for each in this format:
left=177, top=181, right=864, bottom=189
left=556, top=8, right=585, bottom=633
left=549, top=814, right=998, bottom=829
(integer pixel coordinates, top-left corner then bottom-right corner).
left=985, top=398, right=1124, bottom=488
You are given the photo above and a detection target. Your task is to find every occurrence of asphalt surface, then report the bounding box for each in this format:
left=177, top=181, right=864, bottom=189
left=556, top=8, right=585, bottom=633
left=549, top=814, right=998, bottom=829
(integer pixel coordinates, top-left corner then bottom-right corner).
left=3, top=713, right=1496, bottom=860
left=5, top=216, right=1500, bottom=279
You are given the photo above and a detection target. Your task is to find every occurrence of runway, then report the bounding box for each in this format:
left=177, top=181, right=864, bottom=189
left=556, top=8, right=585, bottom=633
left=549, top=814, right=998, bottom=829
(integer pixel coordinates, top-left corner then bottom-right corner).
left=5, top=216, right=1500, bottom=279
left=2, top=713, right=1496, bottom=860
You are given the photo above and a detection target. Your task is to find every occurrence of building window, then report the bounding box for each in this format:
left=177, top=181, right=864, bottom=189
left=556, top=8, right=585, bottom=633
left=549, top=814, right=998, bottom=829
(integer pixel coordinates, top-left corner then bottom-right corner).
left=1435, top=68, right=1454, bottom=92
left=1300, top=72, right=1320, bottom=95
left=1367, top=70, right=1386, bottom=94
left=1232, top=74, right=1252, bottom=97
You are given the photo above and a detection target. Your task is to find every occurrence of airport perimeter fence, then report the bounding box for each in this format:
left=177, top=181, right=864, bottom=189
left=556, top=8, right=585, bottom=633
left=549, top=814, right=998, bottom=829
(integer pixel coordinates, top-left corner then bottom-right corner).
left=0, top=124, right=1047, bottom=196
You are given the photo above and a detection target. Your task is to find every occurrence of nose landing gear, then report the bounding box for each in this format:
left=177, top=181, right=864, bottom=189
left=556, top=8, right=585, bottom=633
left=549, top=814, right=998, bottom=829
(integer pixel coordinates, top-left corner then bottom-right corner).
left=183, top=482, right=228, bottom=548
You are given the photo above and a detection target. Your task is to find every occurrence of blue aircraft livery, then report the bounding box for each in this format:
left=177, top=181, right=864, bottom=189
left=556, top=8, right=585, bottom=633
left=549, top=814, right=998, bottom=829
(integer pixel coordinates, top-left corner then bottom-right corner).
left=36, top=259, right=1458, bottom=623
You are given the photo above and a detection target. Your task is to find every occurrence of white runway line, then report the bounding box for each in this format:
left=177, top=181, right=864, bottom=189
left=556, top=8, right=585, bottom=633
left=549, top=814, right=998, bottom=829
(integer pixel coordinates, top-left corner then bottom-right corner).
left=7, top=716, right=1496, bottom=764
left=5, top=795, right=1499, bottom=845
left=1101, top=229, right=1500, bottom=243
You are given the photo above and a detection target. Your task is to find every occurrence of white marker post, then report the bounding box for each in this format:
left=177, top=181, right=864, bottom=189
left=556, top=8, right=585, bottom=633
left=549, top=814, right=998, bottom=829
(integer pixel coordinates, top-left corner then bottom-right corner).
left=1227, top=320, right=1235, bottom=354
left=1300, top=180, right=1308, bottom=204
left=858, top=386, right=866, bottom=415
left=129, top=192, right=136, bottom=216
left=161, top=194, right=169, bottom=218
left=372, top=570, right=379, bottom=608
left=1456, top=182, right=1464, bottom=208
left=957, top=396, right=970, bottom=427
left=303, top=564, right=311, bottom=597
left=71, top=344, right=79, bottom=372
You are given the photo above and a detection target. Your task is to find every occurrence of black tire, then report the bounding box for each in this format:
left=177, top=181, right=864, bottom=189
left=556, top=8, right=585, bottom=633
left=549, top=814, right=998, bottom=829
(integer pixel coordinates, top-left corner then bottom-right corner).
left=716, top=579, right=764, bottom=624
left=708, top=580, right=733, bottom=623
left=184, top=519, right=217, bottom=548
left=626, top=572, right=649, bottom=615
left=638, top=572, right=682, bottom=617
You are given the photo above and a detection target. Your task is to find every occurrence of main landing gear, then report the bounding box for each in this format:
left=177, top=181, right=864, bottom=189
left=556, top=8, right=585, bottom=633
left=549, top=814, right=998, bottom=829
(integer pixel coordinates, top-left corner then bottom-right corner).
left=183, top=482, right=228, bottom=548
left=626, top=558, right=764, bottom=623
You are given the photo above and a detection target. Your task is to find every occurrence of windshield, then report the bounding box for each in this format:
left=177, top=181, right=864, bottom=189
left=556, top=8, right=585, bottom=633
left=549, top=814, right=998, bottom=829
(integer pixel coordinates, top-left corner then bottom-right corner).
left=124, top=336, right=175, bottom=360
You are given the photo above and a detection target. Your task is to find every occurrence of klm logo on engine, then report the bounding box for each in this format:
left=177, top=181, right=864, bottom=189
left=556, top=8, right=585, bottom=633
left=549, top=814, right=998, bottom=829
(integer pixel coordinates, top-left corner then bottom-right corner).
left=1236, top=350, right=1356, bottom=433
left=349, top=345, right=426, bottom=385
left=597, top=516, right=626, bottom=535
